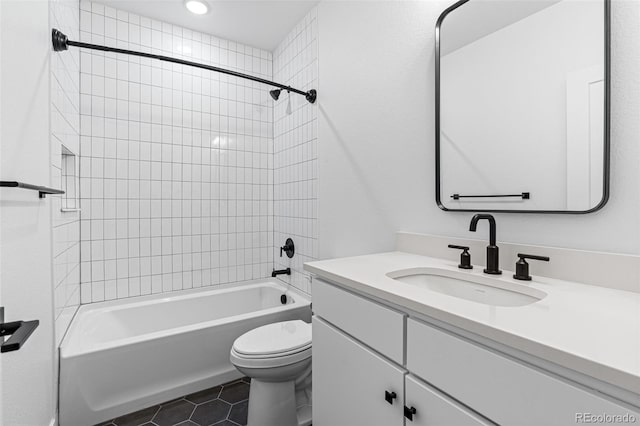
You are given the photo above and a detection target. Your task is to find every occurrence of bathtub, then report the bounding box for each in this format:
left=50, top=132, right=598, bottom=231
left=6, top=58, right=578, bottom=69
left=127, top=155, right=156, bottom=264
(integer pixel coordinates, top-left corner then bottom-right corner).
left=59, top=280, right=311, bottom=426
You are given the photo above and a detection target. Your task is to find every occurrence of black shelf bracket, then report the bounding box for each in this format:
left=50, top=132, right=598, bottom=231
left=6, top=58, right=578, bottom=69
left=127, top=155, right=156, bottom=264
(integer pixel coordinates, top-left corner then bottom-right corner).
left=0, top=308, right=40, bottom=354
left=0, top=181, right=65, bottom=198
left=1, top=320, right=39, bottom=353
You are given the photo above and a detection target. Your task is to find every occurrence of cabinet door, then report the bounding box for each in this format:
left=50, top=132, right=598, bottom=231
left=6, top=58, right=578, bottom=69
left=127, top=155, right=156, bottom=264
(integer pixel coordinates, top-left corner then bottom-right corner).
left=313, top=317, right=405, bottom=426
left=407, top=318, right=640, bottom=425
left=404, top=375, right=494, bottom=426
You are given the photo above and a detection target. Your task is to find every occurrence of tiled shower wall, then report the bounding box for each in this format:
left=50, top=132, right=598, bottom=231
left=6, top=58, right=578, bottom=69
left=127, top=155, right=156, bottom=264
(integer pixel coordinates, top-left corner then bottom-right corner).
left=272, top=9, right=319, bottom=295
left=78, top=1, right=274, bottom=303
left=51, top=0, right=81, bottom=343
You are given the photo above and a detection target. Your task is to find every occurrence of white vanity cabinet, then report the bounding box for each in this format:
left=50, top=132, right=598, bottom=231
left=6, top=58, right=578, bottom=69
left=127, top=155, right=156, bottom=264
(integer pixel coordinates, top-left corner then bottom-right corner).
left=313, top=317, right=405, bottom=426
left=404, top=375, right=493, bottom=426
left=312, top=278, right=640, bottom=426
left=313, top=317, right=491, bottom=426
left=312, top=276, right=405, bottom=363
left=407, top=318, right=637, bottom=425
left=313, top=279, right=495, bottom=426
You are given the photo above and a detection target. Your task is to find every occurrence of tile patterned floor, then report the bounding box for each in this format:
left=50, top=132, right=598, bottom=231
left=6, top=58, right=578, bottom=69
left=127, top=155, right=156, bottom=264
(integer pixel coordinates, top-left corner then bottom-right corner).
left=97, top=377, right=250, bottom=426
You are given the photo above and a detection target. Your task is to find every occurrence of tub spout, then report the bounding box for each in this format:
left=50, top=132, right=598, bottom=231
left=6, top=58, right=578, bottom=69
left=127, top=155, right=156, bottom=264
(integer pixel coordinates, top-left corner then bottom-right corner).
left=272, top=268, right=291, bottom=278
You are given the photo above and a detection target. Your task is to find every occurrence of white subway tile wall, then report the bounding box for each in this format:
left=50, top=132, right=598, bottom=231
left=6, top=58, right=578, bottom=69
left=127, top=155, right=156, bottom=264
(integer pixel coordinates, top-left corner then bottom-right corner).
left=79, top=1, right=274, bottom=303
left=51, top=0, right=81, bottom=344
left=272, top=9, right=319, bottom=295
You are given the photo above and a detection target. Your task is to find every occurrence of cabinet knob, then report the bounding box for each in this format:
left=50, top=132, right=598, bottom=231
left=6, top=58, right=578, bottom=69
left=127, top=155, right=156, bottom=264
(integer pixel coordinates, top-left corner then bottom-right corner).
left=404, top=406, right=417, bottom=421
left=384, top=390, right=397, bottom=404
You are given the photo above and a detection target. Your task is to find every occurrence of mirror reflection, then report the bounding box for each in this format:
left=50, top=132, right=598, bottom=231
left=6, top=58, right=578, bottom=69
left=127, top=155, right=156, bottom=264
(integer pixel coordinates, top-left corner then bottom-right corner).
left=437, top=0, right=608, bottom=212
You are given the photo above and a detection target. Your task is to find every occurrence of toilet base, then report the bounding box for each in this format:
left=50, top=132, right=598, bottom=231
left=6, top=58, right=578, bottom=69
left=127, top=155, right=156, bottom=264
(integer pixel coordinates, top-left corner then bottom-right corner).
left=248, top=379, right=296, bottom=426
left=247, top=379, right=312, bottom=426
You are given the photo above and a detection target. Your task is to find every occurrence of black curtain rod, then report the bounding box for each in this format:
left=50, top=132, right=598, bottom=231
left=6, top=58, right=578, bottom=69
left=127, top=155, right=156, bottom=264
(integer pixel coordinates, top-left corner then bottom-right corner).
left=51, top=29, right=317, bottom=104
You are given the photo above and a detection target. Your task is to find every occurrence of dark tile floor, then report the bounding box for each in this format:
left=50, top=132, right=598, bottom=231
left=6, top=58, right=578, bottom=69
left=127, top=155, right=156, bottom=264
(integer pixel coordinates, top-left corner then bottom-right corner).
left=97, top=377, right=250, bottom=426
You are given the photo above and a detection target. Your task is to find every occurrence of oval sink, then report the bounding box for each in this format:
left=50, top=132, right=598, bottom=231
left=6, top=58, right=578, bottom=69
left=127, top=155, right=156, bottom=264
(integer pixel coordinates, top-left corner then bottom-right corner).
left=387, top=267, right=546, bottom=307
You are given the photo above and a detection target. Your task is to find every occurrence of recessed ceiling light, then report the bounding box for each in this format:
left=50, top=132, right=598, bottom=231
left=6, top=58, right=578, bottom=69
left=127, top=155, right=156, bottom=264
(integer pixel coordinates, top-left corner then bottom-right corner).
left=185, top=0, right=209, bottom=15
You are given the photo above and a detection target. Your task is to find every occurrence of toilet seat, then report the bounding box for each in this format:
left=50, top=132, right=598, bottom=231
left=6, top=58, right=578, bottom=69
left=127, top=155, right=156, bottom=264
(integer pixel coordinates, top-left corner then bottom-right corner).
left=231, top=320, right=312, bottom=368
left=233, top=320, right=311, bottom=357
left=230, top=345, right=311, bottom=369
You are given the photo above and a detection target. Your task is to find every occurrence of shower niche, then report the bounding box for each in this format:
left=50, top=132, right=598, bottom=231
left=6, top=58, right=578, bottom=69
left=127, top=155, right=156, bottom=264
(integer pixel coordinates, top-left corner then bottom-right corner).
left=61, top=145, right=79, bottom=212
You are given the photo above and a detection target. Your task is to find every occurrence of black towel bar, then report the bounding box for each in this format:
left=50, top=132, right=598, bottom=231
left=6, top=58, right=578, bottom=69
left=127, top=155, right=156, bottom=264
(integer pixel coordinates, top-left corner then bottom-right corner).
left=0, top=181, right=65, bottom=198
left=451, top=192, right=530, bottom=200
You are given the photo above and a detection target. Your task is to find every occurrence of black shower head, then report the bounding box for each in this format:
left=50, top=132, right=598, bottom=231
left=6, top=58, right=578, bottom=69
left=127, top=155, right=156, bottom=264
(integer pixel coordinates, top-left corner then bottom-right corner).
left=269, top=89, right=281, bottom=101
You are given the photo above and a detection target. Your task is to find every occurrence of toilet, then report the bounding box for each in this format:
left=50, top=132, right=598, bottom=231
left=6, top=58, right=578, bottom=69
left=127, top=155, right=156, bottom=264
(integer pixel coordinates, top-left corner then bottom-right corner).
left=230, top=320, right=312, bottom=426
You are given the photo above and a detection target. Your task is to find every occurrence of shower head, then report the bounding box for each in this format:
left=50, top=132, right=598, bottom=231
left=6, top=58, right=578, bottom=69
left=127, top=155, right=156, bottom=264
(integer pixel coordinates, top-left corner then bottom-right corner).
left=269, top=89, right=282, bottom=101
left=269, top=87, right=316, bottom=104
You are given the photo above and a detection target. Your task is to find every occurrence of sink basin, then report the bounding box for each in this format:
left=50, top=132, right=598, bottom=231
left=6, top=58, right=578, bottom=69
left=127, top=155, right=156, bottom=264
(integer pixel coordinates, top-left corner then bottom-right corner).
left=387, top=268, right=546, bottom=307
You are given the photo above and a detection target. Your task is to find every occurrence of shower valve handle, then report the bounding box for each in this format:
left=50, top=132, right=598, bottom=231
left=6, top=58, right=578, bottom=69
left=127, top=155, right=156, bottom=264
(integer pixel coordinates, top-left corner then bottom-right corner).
left=280, top=238, right=295, bottom=258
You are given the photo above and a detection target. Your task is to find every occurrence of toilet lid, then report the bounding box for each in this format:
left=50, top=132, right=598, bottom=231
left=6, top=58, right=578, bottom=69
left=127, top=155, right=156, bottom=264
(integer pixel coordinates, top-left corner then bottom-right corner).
left=233, top=320, right=311, bottom=357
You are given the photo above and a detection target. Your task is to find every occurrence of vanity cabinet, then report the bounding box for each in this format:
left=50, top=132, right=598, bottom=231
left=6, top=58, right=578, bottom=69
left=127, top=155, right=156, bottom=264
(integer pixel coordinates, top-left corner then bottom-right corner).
left=313, top=278, right=640, bottom=426
left=407, top=318, right=635, bottom=425
left=404, top=375, right=493, bottom=426
left=313, top=276, right=405, bottom=363
left=313, top=317, right=405, bottom=426
left=313, top=317, right=490, bottom=426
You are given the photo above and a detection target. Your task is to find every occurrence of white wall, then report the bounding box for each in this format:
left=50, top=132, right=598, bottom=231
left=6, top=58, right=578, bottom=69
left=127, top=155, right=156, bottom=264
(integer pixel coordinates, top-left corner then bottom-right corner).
left=0, top=1, right=57, bottom=424
left=51, top=0, right=81, bottom=346
left=317, top=0, right=640, bottom=258
left=79, top=1, right=275, bottom=303
left=273, top=8, right=319, bottom=295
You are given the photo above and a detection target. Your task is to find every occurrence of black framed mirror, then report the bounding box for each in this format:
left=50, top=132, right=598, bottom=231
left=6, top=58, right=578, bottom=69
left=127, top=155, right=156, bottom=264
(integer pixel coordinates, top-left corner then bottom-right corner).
left=435, top=0, right=610, bottom=213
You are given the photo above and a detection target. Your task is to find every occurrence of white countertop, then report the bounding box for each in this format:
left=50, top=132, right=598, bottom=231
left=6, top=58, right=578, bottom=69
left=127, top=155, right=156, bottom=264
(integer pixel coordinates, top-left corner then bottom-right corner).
left=304, top=251, right=640, bottom=396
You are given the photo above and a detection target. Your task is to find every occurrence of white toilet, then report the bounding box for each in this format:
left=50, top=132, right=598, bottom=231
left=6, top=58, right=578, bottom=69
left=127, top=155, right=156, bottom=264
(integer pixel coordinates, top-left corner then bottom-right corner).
left=230, top=320, right=312, bottom=426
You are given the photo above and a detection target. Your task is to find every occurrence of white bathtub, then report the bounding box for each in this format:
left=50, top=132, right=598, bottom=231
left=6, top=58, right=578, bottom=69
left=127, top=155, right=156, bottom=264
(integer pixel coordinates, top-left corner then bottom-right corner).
left=59, top=280, right=311, bottom=426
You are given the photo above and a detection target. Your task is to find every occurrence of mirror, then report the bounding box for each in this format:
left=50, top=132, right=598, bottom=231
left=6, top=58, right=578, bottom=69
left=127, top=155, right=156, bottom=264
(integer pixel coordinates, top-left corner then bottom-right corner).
left=436, top=0, right=609, bottom=213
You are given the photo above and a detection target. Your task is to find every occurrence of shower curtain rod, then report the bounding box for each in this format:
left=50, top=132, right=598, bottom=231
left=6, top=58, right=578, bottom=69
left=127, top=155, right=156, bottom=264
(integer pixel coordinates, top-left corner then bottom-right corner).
left=51, top=29, right=317, bottom=104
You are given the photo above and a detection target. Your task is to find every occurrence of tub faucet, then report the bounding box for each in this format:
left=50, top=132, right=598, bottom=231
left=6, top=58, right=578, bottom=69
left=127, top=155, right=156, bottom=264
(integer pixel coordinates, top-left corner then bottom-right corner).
left=272, top=268, right=291, bottom=278
left=469, top=214, right=502, bottom=275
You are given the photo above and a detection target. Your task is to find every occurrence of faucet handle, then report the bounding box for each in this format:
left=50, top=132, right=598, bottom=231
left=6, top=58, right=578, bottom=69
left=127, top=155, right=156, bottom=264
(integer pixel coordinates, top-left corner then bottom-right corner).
left=448, top=244, right=472, bottom=270
left=280, top=238, right=295, bottom=258
left=513, top=253, right=550, bottom=281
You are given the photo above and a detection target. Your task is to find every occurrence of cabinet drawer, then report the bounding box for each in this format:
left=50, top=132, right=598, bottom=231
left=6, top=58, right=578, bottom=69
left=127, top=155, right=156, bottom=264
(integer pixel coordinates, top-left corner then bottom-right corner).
left=313, top=279, right=405, bottom=363
left=405, top=375, right=494, bottom=426
left=407, top=318, right=639, bottom=425
left=313, top=317, right=405, bottom=426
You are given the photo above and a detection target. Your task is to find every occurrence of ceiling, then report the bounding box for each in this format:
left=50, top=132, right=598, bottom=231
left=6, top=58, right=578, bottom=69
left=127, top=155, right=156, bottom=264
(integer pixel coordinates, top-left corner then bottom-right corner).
left=97, top=0, right=318, bottom=51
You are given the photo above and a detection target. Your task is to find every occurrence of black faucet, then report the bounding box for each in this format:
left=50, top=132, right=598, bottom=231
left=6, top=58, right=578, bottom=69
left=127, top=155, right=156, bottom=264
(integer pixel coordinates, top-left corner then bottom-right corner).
left=469, top=214, right=502, bottom=275
left=272, top=268, right=291, bottom=278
